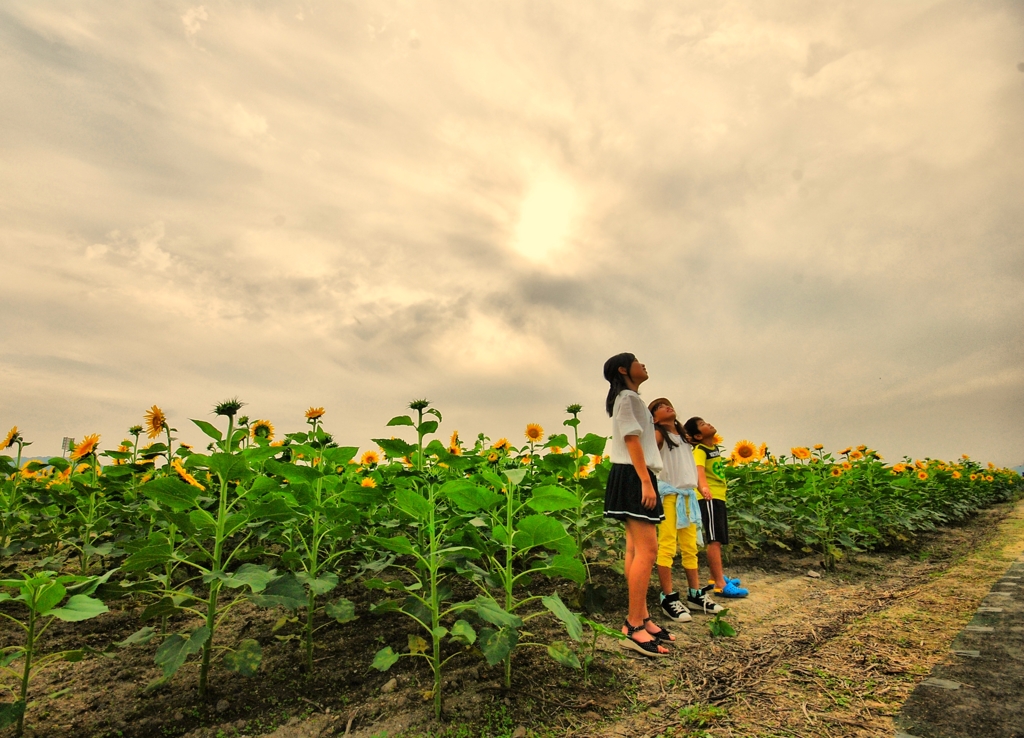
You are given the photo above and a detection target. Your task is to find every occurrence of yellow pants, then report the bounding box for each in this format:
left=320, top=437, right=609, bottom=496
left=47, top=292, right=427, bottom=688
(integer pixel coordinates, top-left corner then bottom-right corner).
left=656, top=494, right=698, bottom=569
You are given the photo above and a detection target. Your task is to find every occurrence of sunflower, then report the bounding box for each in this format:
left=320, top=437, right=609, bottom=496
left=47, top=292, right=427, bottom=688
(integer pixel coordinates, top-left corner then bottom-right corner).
left=360, top=450, right=380, bottom=466
left=524, top=424, right=544, bottom=442
left=914, top=459, right=928, bottom=470
left=251, top=419, right=275, bottom=441
left=952, top=471, right=961, bottom=479
left=2, top=426, right=18, bottom=449
left=791, top=447, right=811, bottom=460
left=448, top=445, right=462, bottom=456
left=487, top=451, right=499, bottom=463
left=360, top=477, right=377, bottom=488
left=550, top=446, right=562, bottom=454
left=492, top=438, right=510, bottom=451
left=305, top=407, right=326, bottom=420
left=917, top=471, right=928, bottom=480
left=849, top=450, right=864, bottom=461
left=733, top=440, right=759, bottom=463
left=758, top=443, right=768, bottom=459
left=970, top=473, right=978, bottom=481
left=712, top=433, right=723, bottom=446
left=593, top=454, right=603, bottom=466
left=830, top=467, right=842, bottom=477
left=986, top=475, right=994, bottom=482
left=856, top=444, right=866, bottom=451
left=565, top=403, right=583, bottom=416
left=892, top=463, right=907, bottom=473
left=839, top=447, right=852, bottom=455
left=213, top=398, right=245, bottom=418
left=141, top=406, right=166, bottom=439
left=171, top=458, right=205, bottom=490
left=842, top=461, right=852, bottom=470
left=813, top=444, right=824, bottom=451
left=961, top=453, right=970, bottom=460
left=71, top=434, right=100, bottom=461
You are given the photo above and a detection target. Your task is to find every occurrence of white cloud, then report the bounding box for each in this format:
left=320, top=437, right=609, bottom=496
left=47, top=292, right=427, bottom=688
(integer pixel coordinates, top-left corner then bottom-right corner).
left=182, top=6, right=207, bottom=36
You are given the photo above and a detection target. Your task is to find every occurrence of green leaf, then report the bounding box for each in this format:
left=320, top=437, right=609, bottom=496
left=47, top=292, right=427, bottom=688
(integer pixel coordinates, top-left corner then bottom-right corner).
left=478, top=625, right=518, bottom=666
left=368, top=536, right=417, bottom=556
left=154, top=625, right=210, bottom=679
left=325, top=598, right=357, bottom=624
left=450, top=619, right=476, bottom=646
left=371, top=437, right=416, bottom=458
left=541, top=593, right=583, bottom=641
left=265, top=459, right=322, bottom=485
left=503, top=469, right=527, bottom=486
left=371, top=646, right=399, bottom=671
left=473, top=596, right=523, bottom=628
left=140, top=597, right=182, bottom=623
left=386, top=415, right=415, bottom=427
left=323, top=446, right=359, bottom=467
left=208, top=453, right=251, bottom=483
left=443, top=480, right=503, bottom=512
left=223, top=639, right=262, bottom=677
left=296, top=571, right=338, bottom=596
left=0, top=701, right=25, bottom=730
left=418, top=420, right=439, bottom=435
left=545, top=434, right=569, bottom=448
left=514, top=515, right=575, bottom=556
left=577, top=433, right=607, bottom=457
left=116, top=627, right=157, bottom=647
left=188, top=508, right=217, bottom=533
left=221, top=564, right=276, bottom=593
left=250, top=574, right=306, bottom=610
left=142, top=477, right=200, bottom=512
left=192, top=419, right=224, bottom=441
left=527, top=485, right=580, bottom=513
left=395, top=488, right=430, bottom=520
left=33, top=579, right=67, bottom=615
left=49, top=595, right=108, bottom=622
left=546, top=641, right=581, bottom=669
left=536, top=554, right=586, bottom=585
left=123, top=540, right=173, bottom=572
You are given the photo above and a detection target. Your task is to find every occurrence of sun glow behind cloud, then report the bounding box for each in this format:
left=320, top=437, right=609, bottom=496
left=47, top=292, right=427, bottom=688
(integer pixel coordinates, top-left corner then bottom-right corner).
left=510, top=172, right=580, bottom=267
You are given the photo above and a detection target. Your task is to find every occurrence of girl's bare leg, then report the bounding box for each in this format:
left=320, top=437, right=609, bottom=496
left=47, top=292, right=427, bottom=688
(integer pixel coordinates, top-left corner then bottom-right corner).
left=623, top=519, right=669, bottom=651
left=707, top=541, right=726, bottom=588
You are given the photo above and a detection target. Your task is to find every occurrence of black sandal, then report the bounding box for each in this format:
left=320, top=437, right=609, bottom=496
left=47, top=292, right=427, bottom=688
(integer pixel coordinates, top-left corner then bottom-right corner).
left=619, top=620, right=669, bottom=658
left=643, top=617, right=675, bottom=643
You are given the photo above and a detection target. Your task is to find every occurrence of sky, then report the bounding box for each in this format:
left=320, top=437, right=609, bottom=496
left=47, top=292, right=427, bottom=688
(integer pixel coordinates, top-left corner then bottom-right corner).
left=1, top=1, right=1023, bottom=467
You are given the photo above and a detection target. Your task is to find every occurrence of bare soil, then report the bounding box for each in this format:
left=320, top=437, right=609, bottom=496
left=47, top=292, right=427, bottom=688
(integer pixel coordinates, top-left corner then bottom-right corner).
left=3, top=499, right=1023, bottom=738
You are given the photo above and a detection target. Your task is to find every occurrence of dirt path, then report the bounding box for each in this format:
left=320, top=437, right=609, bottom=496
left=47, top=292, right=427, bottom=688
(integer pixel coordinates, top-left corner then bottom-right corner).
left=569, top=498, right=1024, bottom=738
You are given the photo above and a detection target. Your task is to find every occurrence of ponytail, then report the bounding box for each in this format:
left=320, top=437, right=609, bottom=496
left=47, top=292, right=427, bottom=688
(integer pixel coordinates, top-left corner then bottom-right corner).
left=603, top=352, right=636, bottom=416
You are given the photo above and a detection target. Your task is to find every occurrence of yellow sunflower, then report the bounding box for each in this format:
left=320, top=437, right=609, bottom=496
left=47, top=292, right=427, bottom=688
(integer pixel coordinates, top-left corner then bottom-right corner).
left=758, top=443, right=768, bottom=459
left=171, top=458, right=205, bottom=490
left=492, top=438, right=510, bottom=451
left=487, top=452, right=499, bottom=463
left=914, top=459, right=928, bottom=470
left=986, top=475, right=994, bottom=482
left=524, top=423, right=544, bottom=442
left=593, top=454, right=603, bottom=466
left=251, top=419, right=275, bottom=441
left=856, top=445, right=866, bottom=451
left=813, top=444, right=824, bottom=450
left=842, top=461, right=852, bottom=470
left=144, top=406, right=166, bottom=439
left=733, top=440, right=759, bottom=464
left=791, top=447, right=811, bottom=460
left=917, top=471, right=928, bottom=480
left=360, top=477, right=377, bottom=488
left=305, top=407, right=326, bottom=420
left=71, top=434, right=101, bottom=461
left=712, top=433, right=723, bottom=446
left=360, top=450, right=380, bottom=466
left=839, top=447, right=852, bottom=455
left=892, top=463, right=907, bottom=473
left=449, top=430, right=460, bottom=447
left=550, top=446, right=563, bottom=454
left=830, top=467, right=842, bottom=477
left=2, top=426, right=18, bottom=449
left=961, top=453, right=970, bottom=460
left=970, top=473, right=978, bottom=481
left=952, top=471, right=961, bottom=479
left=849, top=450, right=864, bottom=461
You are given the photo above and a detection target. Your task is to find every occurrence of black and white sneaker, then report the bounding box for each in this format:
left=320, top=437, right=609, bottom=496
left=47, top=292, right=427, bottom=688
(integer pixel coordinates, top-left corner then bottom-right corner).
left=686, top=586, right=725, bottom=614
left=659, top=592, right=692, bottom=623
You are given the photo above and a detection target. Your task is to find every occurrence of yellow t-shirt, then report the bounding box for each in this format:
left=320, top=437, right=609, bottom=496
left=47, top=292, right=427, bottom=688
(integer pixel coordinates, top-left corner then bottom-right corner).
left=692, top=444, right=727, bottom=501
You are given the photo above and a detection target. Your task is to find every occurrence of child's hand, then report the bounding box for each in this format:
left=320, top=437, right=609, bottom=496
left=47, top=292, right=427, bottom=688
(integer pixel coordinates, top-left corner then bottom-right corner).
left=700, top=486, right=712, bottom=501
left=641, top=478, right=657, bottom=509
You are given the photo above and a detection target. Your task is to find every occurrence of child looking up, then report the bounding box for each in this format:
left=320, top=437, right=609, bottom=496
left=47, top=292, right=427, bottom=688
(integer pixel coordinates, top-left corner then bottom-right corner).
left=682, top=416, right=749, bottom=598
left=603, top=353, right=672, bottom=657
left=648, top=398, right=724, bottom=619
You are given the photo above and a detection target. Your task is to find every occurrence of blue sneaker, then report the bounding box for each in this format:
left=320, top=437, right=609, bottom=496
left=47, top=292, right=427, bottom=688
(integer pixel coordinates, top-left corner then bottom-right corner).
left=714, top=581, right=749, bottom=598
left=708, top=576, right=742, bottom=587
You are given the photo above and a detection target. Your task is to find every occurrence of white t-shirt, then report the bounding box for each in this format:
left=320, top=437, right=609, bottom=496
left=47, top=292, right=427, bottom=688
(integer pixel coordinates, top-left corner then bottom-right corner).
left=608, top=390, right=663, bottom=474
left=658, top=431, right=698, bottom=490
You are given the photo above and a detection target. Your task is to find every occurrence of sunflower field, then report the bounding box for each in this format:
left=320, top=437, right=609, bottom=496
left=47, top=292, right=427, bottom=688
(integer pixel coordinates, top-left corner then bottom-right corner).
left=0, top=403, right=1021, bottom=736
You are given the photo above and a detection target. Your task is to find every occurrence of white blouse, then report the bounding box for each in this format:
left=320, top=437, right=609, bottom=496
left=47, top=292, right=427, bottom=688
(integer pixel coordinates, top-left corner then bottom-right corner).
left=658, top=431, right=698, bottom=490
left=608, top=390, right=664, bottom=474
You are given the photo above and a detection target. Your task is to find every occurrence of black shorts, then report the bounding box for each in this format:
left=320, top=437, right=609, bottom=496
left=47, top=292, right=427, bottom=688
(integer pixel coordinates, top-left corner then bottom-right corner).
left=698, top=499, right=729, bottom=544
left=604, top=464, right=664, bottom=523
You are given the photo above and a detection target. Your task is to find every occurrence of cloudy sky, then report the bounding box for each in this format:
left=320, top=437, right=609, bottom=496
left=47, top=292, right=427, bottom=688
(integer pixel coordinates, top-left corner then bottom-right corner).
left=2, top=1, right=1022, bottom=467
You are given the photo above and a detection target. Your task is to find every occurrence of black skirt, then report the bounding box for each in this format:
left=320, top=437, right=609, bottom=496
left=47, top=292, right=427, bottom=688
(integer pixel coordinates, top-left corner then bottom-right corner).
left=604, top=463, right=664, bottom=523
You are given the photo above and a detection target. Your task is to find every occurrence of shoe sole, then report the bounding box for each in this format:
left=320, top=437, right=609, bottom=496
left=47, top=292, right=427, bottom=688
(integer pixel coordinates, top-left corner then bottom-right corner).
left=619, top=639, right=670, bottom=658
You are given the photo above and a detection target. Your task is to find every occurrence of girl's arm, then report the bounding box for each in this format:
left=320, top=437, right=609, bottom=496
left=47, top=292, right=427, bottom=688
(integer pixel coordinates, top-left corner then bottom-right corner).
left=696, top=465, right=711, bottom=500
left=654, top=428, right=665, bottom=450
left=623, top=434, right=657, bottom=509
